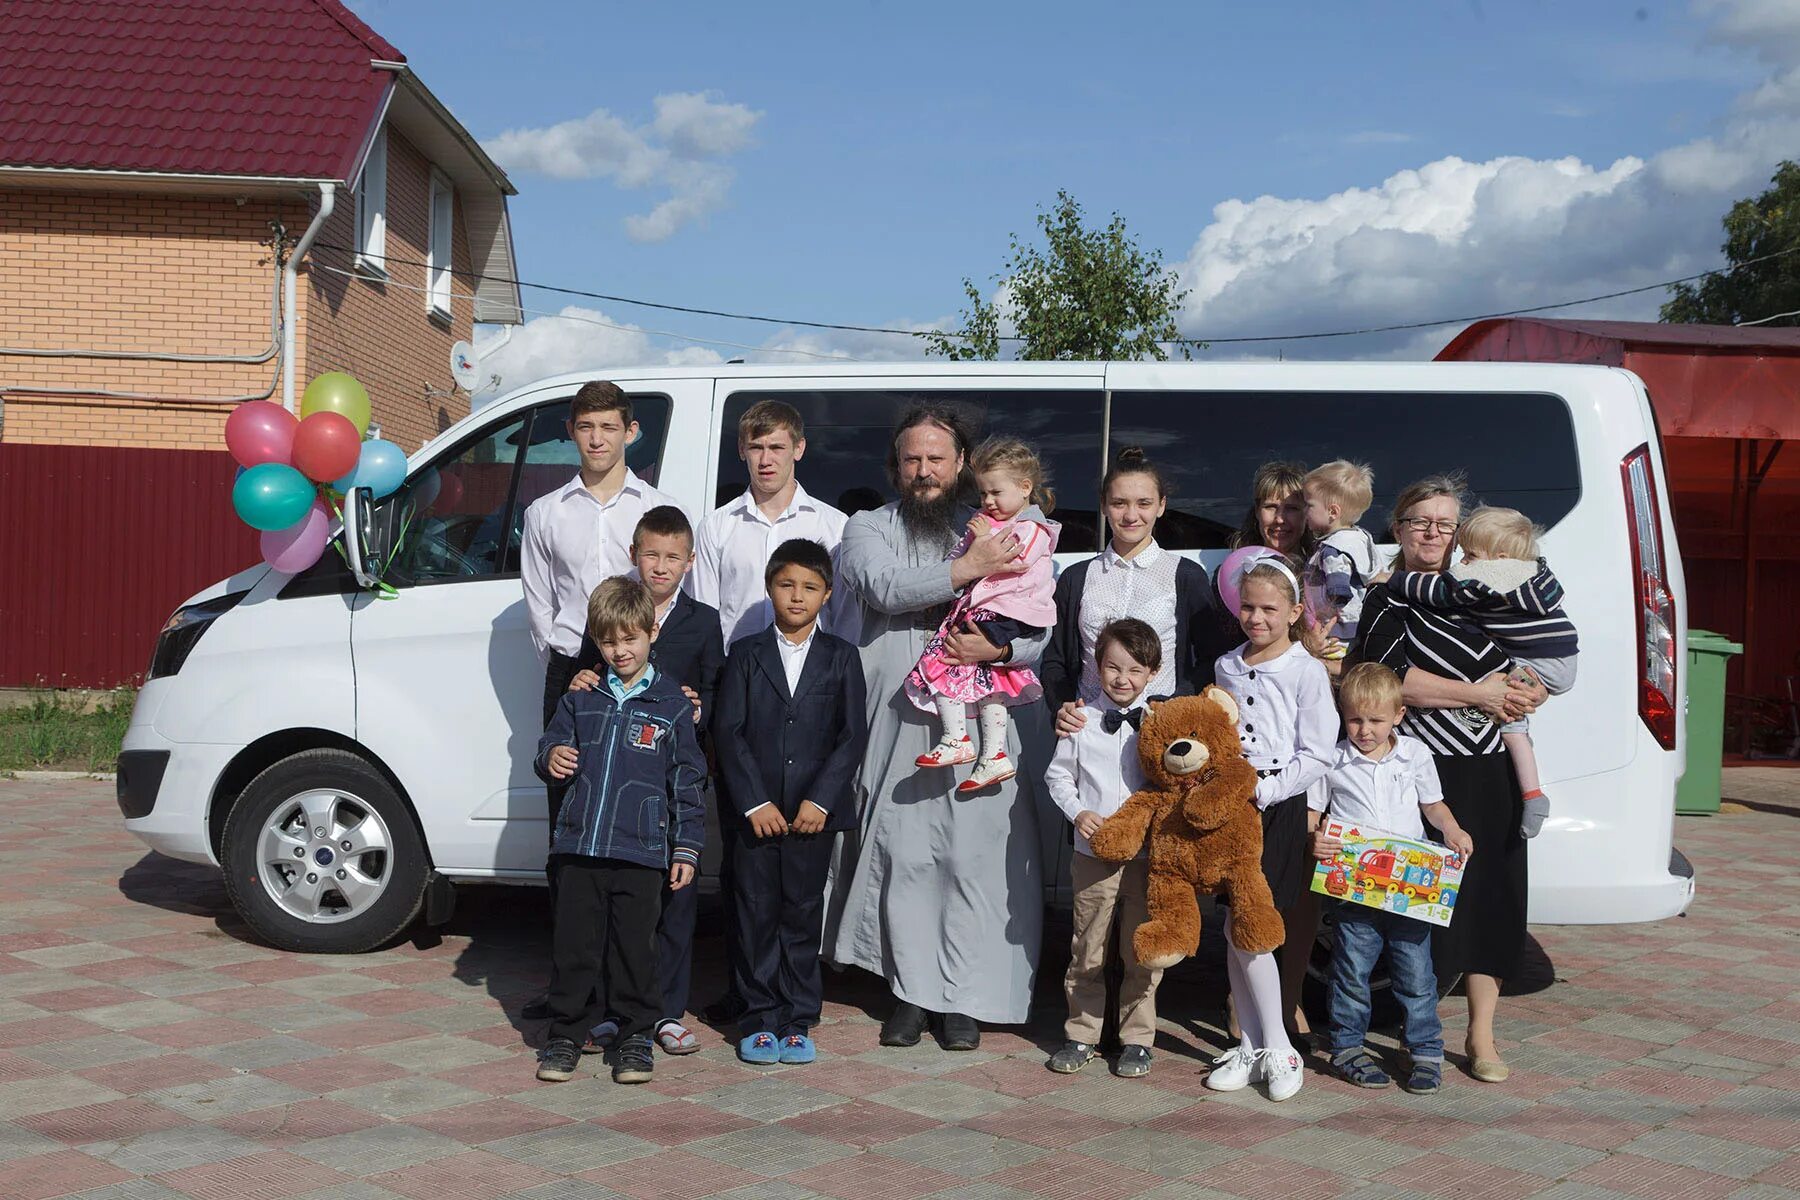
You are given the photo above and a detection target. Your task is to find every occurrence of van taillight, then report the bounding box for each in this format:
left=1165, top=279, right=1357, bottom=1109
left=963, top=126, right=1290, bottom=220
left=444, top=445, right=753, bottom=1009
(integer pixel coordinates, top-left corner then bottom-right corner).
left=1622, top=444, right=1677, bottom=749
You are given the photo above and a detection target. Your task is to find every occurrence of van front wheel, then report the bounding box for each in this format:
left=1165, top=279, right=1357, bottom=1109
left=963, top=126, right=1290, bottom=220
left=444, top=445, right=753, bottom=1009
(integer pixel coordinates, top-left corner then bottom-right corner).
left=222, top=750, right=429, bottom=953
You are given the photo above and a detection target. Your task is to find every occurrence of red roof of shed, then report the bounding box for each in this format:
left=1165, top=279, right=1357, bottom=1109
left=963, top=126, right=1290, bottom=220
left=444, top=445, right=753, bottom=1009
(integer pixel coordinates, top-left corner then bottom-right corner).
left=0, top=0, right=400, bottom=181
left=1437, top=318, right=1800, bottom=440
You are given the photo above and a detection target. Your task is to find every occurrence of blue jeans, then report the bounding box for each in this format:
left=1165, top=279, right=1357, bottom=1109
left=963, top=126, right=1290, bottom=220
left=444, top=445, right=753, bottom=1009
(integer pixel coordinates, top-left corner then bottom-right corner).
left=1326, top=907, right=1443, bottom=1062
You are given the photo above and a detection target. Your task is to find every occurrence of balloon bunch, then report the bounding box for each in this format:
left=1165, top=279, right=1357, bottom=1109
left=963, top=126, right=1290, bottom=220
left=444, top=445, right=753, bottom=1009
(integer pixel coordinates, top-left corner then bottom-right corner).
left=225, top=373, right=407, bottom=574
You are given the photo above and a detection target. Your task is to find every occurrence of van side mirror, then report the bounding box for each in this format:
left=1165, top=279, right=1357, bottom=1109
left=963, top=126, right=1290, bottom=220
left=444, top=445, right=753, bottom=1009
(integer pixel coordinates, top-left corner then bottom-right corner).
left=341, top=486, right=383, bottom=589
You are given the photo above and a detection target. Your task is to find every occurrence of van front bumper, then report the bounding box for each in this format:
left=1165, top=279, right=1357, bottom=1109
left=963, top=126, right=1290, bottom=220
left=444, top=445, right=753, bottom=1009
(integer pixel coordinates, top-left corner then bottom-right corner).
left=120, top=714, right=230, bottom=867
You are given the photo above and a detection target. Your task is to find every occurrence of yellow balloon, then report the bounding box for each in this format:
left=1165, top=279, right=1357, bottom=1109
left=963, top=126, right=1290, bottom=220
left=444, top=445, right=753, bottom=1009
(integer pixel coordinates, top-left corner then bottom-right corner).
left=300, top=372, right=371, bottom=436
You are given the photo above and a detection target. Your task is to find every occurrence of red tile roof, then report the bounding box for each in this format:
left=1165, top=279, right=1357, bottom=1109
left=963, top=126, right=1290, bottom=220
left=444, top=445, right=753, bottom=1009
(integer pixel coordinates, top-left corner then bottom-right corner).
left=0, top=0, right=402, bottom=181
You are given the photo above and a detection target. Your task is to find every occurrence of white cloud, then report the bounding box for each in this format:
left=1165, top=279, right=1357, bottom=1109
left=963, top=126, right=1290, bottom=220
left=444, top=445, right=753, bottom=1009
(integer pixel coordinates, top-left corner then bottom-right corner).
left=1172, top=0, right=1800, bottom=359
left=472, top=307, right=722, bottom=404
left=483, top=92, right=761, bottom=242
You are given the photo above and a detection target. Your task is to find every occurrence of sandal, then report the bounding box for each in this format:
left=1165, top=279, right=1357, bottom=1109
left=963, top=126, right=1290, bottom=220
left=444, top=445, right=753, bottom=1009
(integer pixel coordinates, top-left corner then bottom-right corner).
left=655, top=1019, right=701, bottom=1055
left=1401, top=1059, right=1442, bottom=1094
left=1332, top=1049, right=1391, bottom=1088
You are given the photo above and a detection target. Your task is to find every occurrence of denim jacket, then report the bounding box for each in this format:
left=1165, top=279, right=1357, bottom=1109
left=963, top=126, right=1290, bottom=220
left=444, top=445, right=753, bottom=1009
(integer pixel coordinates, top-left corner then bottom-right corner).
left=534, top=669, right=706, bottom=869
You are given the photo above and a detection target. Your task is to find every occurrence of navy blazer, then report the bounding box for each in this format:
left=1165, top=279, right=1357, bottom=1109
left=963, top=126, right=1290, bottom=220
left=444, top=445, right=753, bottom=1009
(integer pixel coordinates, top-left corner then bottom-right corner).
left=578, top=594, right=726, bottom=731
left=712, top=627, right=868, bottom=832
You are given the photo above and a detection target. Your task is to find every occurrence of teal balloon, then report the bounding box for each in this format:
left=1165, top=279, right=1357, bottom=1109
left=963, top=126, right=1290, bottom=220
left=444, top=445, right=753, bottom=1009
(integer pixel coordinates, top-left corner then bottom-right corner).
left=233, top=463, right=316, bottom=531
left=332, top=438, right=408, bottom=499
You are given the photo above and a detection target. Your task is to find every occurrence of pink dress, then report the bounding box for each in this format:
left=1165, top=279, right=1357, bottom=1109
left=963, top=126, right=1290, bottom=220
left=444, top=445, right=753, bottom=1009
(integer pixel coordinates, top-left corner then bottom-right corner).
left=904, top=508, right=1060, bottom=712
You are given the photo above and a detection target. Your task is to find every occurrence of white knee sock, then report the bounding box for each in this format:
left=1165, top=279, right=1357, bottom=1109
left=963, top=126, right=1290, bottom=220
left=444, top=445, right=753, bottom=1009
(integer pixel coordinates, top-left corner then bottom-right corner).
left=1223, top=913, right=1292, bottom=1057
left=935, top=695, right=968, bottom=746
left=977, top=697, right=1009, bottom=761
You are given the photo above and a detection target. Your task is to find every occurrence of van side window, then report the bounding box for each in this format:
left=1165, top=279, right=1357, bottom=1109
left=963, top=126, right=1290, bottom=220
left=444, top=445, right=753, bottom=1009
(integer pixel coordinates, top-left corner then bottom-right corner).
left=718, top=389, right=1106, bottom=553
left=1106, top=390, right=1582, bottom=550
left=501, top=393, right=673, bottom=573
left=381, top=413, right=530, bottom=584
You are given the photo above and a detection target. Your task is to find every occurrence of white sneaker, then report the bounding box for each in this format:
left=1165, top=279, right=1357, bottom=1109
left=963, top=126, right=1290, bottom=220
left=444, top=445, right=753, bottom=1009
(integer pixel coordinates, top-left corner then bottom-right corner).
left=1261, top=1048, right=1304, bottom=1101
left=1205, top=1045, right=1256, bottom=1092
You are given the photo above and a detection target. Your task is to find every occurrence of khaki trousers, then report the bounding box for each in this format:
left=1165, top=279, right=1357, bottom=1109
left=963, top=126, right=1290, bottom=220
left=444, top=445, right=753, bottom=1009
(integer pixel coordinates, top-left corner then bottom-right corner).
left=1065, top=853, right=1163, bottom=1047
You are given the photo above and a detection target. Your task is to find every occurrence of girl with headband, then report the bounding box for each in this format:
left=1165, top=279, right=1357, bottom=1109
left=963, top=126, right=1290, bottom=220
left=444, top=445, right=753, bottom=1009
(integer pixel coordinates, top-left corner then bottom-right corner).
left=1205, top=551, right=1336, bottom=1103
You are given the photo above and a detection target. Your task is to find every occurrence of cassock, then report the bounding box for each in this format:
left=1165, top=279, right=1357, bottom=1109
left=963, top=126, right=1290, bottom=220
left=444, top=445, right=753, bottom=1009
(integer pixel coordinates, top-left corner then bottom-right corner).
left=823, top=502, right=1046, bottom=1023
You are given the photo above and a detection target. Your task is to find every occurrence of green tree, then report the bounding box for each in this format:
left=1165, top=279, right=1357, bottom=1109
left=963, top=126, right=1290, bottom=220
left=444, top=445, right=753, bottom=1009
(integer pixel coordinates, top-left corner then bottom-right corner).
left=1662, top=160, right=1800, bottom=326
left=921, top=191, right=1194, bottom=360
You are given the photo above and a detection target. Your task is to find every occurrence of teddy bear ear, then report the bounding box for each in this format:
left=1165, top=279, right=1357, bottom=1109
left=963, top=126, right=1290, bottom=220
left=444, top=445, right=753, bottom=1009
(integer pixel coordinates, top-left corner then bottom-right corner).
left=1203, top=685, right=1240, bottom=726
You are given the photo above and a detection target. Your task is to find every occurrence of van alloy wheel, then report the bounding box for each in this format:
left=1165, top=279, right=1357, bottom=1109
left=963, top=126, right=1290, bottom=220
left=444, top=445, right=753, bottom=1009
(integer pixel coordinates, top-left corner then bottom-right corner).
left=223, top=749, right=428, bottom=953
left=256, top=788, right=393, bottom=923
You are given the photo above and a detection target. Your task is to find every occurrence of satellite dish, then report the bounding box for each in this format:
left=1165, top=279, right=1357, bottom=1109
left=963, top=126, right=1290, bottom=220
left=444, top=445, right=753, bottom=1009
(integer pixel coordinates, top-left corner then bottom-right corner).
left=450, top=341, right=479, bottom=392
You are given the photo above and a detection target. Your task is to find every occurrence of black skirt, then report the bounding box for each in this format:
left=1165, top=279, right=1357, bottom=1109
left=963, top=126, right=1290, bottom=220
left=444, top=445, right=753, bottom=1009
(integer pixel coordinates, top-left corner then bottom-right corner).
left=1428, top=752, right=1528, bottom=981
left=1260, top=793, right=1310, bottom=912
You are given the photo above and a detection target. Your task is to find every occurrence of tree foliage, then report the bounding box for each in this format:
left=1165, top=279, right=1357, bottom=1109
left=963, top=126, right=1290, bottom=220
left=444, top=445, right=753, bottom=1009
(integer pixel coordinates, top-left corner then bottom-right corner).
left=1661, top=160, right=1800, bottom=326
left=921, top=191, right=1193, bottom=361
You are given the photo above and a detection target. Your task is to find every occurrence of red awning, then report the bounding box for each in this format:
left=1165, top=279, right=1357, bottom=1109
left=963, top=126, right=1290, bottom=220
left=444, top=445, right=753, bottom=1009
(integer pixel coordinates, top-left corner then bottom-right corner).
left=1436, top=318, right=1800, bottom=440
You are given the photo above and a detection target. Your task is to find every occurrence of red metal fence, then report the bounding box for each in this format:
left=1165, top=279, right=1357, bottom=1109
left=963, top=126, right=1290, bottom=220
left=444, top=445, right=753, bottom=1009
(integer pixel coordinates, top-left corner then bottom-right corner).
left=0, top=443, right=258, bottom=688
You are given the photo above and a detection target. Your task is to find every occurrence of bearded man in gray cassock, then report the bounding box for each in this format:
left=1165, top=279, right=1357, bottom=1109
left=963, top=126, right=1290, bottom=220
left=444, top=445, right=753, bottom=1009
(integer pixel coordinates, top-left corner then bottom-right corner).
left=825, top=403, right=1044, bottom=1051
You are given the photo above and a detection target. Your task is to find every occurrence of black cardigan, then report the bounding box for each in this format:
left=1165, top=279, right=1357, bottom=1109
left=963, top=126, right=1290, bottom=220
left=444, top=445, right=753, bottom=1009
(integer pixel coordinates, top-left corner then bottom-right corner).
left=1041, top=554, right=1236, bottom=711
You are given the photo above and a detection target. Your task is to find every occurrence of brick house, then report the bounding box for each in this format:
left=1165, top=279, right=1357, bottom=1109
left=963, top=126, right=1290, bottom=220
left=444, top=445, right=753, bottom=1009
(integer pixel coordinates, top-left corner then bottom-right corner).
left=0, top=0, right=522, bottom=687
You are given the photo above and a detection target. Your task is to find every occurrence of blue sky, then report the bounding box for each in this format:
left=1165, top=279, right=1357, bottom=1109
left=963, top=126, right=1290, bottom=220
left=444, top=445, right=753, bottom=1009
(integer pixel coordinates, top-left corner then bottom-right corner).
left=348, top=0, right=1795, bottom=379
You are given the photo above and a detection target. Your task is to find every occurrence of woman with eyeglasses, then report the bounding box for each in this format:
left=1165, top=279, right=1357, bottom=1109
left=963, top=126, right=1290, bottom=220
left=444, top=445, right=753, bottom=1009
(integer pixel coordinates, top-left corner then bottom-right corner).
left=1353, top=474, right=1546, bottom=1084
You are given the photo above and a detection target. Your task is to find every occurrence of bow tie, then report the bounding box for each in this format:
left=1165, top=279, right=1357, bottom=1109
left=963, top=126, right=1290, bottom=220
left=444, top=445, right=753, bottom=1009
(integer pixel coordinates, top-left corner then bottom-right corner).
left=1102, top=707, right=1143, bottom=734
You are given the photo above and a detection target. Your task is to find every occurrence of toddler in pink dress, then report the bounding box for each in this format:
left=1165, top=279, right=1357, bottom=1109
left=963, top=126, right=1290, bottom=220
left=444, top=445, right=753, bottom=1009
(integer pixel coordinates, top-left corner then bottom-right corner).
left=906, top=438, right=1060, bottom=792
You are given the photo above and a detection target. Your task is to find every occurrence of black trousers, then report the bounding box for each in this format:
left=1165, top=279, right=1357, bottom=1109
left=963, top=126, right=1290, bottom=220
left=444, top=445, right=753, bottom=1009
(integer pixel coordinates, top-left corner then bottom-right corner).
left=731, top=823, right=834, bottom=1038
left=547, top=856, right=662, bottom=1045
left=657, top=867, right=697, bottom=1022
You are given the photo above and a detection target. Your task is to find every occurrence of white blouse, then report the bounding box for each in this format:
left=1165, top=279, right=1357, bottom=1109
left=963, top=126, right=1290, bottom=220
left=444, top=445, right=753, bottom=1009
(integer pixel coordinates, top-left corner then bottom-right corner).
left=1076, top=540, right=1180, bottom=704
left=1213, top=641, right=1336, bottom=809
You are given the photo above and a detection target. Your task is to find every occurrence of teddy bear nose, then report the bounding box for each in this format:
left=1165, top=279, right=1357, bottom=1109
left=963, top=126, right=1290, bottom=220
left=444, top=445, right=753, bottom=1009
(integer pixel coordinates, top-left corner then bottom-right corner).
left=1168, top=740, right=1195, bottom=758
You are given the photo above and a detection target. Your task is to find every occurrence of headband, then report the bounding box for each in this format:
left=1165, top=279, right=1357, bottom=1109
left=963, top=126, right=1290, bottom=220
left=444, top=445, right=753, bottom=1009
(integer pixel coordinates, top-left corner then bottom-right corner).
left=1235, top=551, right=1301, bottom=597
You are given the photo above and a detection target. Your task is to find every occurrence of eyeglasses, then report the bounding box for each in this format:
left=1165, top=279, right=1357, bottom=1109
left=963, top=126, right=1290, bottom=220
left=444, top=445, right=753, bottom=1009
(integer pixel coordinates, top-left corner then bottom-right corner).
left=1398, top=517, right=1460, bottom=536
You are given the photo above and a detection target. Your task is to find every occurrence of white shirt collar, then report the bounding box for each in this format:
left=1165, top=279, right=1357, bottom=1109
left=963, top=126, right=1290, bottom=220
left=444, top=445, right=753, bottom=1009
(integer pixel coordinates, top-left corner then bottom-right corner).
left=1334, top=733, right=1426, bottom=769
left=558, top=468, right=647, bottom=505
left=776, top=623, right=818, bottom=653
left=730, top=481, right=816, bottom=525
left=1218, top=640, right=1311, bottom=678
left=1102, top=539, right=1164, bottom=570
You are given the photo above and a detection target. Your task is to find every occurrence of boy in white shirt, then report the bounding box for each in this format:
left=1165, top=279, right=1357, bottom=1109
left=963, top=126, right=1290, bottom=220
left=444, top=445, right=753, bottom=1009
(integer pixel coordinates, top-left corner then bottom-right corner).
left=1045, top=618, right=1164, bottom=1078
left=692, top=399, right=856, bottom=646
left=1310, top=663, right=1473, bottom=1095
left=1300, top=460, right=1377, bottom=658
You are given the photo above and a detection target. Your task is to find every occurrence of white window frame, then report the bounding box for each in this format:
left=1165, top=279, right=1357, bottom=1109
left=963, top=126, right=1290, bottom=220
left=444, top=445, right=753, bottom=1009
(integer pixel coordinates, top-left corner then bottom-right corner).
left=427, top=170, right=454, bottom=318
left=355, top=129, right=388, bottom=275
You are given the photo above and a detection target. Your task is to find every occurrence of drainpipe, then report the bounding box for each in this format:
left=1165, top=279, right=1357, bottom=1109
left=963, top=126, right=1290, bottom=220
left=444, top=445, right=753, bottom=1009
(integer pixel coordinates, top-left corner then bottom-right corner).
left=282, top=182, right=336, bottom=412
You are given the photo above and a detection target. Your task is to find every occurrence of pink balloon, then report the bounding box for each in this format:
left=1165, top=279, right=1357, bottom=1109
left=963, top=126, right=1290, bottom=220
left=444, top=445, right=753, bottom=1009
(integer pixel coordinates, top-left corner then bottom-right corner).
left=225, top=401, right=298, bottom=468
left=1217, top=546, right=1276, bottom=616
left=260, top=500, right=330, bottom=574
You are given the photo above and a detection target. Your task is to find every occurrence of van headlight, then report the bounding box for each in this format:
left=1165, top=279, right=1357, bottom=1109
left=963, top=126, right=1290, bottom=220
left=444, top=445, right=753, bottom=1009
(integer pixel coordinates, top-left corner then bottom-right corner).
left=148, top=592, right=247, bottom=680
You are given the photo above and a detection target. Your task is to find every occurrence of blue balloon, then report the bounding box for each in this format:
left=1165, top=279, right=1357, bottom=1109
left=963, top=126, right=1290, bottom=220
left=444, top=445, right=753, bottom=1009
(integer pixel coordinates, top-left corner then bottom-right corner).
left=233, top=463, right=316, bottom=532
left=332, top=439, right=408, bottom=499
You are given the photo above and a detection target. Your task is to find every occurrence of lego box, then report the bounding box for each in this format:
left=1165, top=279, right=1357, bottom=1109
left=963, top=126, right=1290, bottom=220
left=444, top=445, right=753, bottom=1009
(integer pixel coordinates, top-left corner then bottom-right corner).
left=1309, top=820, right=1466, bottom=926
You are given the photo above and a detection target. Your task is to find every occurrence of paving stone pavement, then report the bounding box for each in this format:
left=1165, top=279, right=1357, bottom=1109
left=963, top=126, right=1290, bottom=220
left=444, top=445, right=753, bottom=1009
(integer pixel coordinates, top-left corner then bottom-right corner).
left=0, top=769, right=1795, bottom=1200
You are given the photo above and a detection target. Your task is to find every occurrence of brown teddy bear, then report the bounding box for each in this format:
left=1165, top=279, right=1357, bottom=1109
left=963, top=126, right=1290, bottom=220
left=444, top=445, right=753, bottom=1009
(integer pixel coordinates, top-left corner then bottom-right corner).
left=1086, top=687, right=1285, bottom=968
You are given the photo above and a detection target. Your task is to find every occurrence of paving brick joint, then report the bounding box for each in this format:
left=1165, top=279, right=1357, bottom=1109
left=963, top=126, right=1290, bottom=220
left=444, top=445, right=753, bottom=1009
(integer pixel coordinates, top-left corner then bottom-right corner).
left=0, top=771, right=1795, bottom=1200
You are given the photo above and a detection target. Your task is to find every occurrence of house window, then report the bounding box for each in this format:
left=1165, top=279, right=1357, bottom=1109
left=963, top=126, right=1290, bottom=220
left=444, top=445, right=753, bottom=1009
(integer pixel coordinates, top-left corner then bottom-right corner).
left=428, top=172, right=454, bottom=318
left=355, top=129, right=388, bottom=273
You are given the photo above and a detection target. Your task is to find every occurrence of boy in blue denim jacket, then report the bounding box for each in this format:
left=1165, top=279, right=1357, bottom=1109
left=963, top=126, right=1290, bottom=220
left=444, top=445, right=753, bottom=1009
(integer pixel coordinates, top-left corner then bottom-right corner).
left=533, top=578, right=706, bottom=1085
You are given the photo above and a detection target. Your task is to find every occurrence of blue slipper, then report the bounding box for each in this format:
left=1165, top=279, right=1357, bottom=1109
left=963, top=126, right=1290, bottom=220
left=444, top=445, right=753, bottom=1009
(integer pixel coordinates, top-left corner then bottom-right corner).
left=738, top=1031, right=780, bottom=1065
left=778, top=1034, right=816, bottom=1064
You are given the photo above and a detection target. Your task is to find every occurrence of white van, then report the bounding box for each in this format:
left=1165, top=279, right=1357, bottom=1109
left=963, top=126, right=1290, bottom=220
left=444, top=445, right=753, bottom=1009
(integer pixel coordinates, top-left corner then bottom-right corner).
left=119, top=362, right=1694, bottom=952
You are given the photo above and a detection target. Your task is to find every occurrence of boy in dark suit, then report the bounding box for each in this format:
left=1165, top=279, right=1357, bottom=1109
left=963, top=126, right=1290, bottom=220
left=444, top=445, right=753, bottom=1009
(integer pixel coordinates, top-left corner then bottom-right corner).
left=713, top=539, right=868, bottom=1065
left=534, top=579, right=705, bottom=1085
left=571, top=505, right=725, bottom=1055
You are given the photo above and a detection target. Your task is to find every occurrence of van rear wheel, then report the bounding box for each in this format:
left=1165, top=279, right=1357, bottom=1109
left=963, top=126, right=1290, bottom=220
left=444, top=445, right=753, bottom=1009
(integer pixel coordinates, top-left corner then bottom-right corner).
left=222, top=749, right=428, bottom=953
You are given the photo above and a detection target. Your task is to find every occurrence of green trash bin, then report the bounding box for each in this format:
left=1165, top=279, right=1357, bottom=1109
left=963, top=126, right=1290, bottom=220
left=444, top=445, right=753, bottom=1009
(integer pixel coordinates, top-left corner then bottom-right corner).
left=1676, top=629, right=1742, bottom=815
